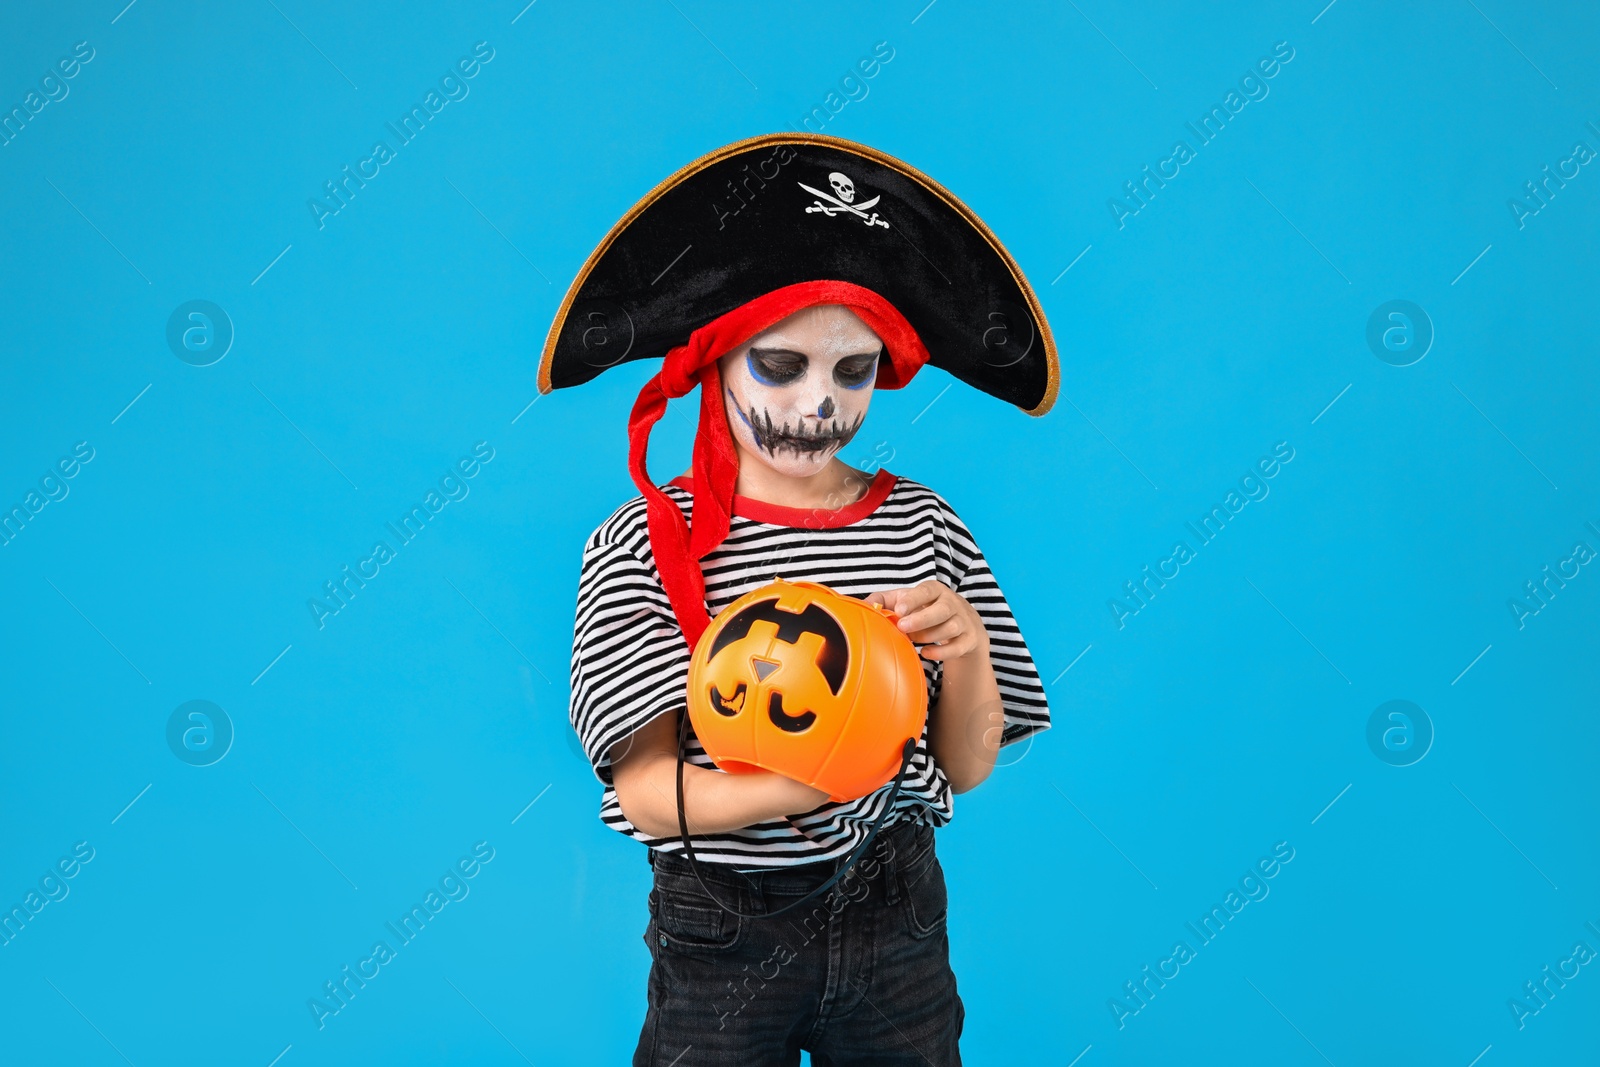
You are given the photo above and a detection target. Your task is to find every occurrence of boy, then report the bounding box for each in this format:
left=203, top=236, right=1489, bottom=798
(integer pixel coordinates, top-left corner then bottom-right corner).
left=542, top=135, right=1058, bottom=1065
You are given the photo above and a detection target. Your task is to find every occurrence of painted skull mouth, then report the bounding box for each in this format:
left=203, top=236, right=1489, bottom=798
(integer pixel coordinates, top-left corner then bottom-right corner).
left=731, top=395, right=866, bottom=458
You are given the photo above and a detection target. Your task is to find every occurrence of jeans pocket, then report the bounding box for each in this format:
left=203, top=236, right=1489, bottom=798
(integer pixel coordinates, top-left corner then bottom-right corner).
left=651, top=884, right=742, bottom=955
left=900, top=852, right=948, bottom=939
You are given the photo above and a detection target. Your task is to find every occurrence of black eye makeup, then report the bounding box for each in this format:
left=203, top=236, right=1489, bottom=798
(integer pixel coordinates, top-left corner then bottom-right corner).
left=833, top=352, right=879, bottom=389
left=747, top=350, right=805, bottom=386
left=745, top=347, right=880, bottom=389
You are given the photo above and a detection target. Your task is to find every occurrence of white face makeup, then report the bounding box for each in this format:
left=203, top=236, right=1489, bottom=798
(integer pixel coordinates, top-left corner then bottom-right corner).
left=718, top=305, right=883, bottom=479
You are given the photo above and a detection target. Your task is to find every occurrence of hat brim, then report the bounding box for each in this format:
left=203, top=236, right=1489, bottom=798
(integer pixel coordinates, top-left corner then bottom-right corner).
left=538, top=132, right=1058, bottom=416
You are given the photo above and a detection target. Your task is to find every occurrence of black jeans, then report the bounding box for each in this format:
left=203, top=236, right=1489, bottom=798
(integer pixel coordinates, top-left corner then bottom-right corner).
left=634, top=818, right=964, bottom=1066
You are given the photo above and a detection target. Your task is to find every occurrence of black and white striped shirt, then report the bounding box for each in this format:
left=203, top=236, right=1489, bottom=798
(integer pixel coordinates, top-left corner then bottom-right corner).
left=568, top=468, right=1050, bottom=868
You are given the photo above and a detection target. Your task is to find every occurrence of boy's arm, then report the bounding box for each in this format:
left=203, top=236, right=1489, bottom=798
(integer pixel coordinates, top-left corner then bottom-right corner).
left=609, top=710, right=831, bottom=839
left=927, top=643, right=1005, bottom=794
left=868, top=580, right=1003, bottom=794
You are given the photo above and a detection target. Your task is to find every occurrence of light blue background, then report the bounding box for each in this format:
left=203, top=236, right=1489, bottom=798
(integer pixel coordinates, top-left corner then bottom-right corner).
left=2, top=1, right=1597, bottom=1064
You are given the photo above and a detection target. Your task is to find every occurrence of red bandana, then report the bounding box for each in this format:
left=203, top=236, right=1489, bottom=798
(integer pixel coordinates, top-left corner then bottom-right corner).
left=626, top=280, right=931, bottom=651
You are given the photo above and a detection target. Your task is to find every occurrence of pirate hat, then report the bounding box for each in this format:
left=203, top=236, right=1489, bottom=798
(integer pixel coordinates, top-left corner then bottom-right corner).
left=540, top=133, right=1057, bottom=409
left=539, top=132, right=1058, bottom=650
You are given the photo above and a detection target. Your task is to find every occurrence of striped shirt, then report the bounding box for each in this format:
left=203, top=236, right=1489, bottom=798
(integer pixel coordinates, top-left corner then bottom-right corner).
left=568, top=468, right=1050, bottom=868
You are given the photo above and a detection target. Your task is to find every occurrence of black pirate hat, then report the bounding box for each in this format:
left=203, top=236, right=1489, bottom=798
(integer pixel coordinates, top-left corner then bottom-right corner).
left=538, top=132, right=1058, bottom=415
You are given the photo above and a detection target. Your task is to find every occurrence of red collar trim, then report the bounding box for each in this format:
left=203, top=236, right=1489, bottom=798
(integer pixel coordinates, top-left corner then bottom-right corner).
left=667, top=468, right=897, bottom=529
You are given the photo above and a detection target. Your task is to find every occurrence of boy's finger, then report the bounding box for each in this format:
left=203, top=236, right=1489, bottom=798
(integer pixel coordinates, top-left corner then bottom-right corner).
left=866, top=588, right=913, bottom=615
left=897, top=602, right=953, bottom=633
left=908, top=618, right=963, bottom=645
left=920, top=636, right=978, bottom=662
left=881, top=586, right=929, bottom=618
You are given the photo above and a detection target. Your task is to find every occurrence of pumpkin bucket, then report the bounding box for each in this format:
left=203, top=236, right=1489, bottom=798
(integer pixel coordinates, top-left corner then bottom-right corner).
left=686, top=577, right=928, bottom=803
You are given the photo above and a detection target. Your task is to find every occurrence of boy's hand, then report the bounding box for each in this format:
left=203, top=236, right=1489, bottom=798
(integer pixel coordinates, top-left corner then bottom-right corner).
left=864, top=580, right=989, bottom=663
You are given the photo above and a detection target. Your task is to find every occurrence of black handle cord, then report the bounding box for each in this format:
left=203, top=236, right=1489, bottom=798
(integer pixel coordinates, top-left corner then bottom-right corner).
left=673, top=709, right=916, bottom=921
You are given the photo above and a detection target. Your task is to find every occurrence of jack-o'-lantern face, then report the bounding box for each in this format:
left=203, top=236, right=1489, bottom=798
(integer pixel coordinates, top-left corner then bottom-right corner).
left=704, top=598, right=849, bottom=736
left=685, top=578, right=929, bottom=803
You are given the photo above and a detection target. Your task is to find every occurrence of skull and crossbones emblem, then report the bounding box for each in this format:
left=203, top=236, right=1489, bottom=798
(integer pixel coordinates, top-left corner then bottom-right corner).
left=799, top=170, right=890, bottom=229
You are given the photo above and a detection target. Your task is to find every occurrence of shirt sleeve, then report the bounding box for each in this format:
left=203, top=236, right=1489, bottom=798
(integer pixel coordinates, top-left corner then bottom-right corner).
left=939, top=501, right=1052, bottom=747
left=569, top=537, right=693, bottom=785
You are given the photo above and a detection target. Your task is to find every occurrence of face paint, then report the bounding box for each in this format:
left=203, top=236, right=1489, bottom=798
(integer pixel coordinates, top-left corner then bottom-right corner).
left=718, top=305, right=882, bottom=479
